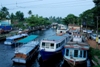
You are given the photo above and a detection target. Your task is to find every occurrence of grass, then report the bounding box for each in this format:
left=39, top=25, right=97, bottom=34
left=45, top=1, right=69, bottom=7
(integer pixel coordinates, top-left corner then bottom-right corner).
left=89, top=47, right=100, bottom=66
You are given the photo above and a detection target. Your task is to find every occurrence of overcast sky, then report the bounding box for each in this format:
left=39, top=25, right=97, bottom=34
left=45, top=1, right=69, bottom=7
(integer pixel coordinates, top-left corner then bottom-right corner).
left=0, top=0, right=95, bottom=18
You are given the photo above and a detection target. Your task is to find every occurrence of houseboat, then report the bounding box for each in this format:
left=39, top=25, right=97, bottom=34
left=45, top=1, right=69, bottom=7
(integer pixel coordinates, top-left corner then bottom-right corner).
left=56, top=24, right=67, bottom=34
left=12, top=35, right=39, bottom=64
left=4, top=33, right=28, bottom=45
left=63, top=42, right=90, bottom=67
left=39, top=33, right=68, bottom=61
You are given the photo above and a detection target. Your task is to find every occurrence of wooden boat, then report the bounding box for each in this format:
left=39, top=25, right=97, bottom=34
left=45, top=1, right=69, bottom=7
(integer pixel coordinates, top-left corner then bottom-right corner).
left=63, top=41, right=90, bottom=67
left=11, top=35, right=39, bottom=64
left=4, top=33, right=28, bottom=45
left=39, top=33, right=69, bottom=61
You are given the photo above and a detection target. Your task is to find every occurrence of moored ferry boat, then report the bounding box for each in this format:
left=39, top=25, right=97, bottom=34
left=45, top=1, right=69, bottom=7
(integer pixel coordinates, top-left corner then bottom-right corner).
left=56, top=24, right=67, bottom=34
left=4, top=33, right=28, bottom=45
left=39, top=33, right=68, bottom=61
left=63, top=42, right=90, bottom=67
left=11, top=35, right=39, bottom=64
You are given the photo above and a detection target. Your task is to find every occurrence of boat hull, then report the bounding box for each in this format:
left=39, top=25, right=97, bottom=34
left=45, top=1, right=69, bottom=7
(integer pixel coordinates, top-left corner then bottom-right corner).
left=40, top=49, right=64, bottom=61
left=64, top=57, right=87, bottom=67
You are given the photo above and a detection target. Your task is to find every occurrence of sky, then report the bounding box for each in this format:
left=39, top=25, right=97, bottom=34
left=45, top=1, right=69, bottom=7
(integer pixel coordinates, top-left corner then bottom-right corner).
left=0, top=0, right=95, bottom=18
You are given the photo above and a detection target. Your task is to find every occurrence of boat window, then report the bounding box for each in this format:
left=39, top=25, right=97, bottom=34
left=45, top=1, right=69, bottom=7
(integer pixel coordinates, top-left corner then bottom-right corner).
left=60, top=31, right=62, bottom=33
left=51, top=43, right=54, bottom=49
left=45, top=43, right=49, bottom=48
left=59, top=43, right=61, bottom=47
left=83, top=51, right=86, bottom=58
left=74, top=50, right=78, bottom=57
left=80, top=50, right=82, bottom=57
left=66, top=38, right=67, bottom=41
left=6, top=39, right=13, bottom=41
left=66, top=49, right=69, bottom=56
left=42, top=42, right=45, bottom=48
left=61, top=40, right=65, bottom=45
left=56, top=43, right=60, bottom=48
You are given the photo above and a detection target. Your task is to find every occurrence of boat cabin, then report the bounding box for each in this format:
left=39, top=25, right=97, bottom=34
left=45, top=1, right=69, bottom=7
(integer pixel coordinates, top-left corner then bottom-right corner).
left=56, top=24, right=67, bottom=34
left=40, top=34, right=67, bottom=52
left=64, top=42, right=89, bottom=66
left=12, top=35, right=39, bottom=64
left=4, top=34, right=28, bottom=45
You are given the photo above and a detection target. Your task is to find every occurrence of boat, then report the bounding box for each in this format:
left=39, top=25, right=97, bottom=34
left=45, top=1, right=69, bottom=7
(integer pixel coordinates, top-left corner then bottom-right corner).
left=56, top=24, right=67, bottom=34
left=63, top=41, right=90, bottom=67
left=11, top=35, right=39, bottom=64
left=70, top=31, right=85, bottom=42
left=39, top=33, right=69, bottom=61
left=4, top=33, right=28, bottom=45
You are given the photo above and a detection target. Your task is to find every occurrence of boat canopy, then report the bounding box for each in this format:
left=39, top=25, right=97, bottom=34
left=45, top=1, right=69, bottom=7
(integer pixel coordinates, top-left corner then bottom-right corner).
left=17, top=35, right=38, bottom=44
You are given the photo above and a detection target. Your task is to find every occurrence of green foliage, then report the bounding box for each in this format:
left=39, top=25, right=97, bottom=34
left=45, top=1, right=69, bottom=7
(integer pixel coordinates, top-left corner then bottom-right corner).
left=26, top=15, right=51, bottom=27
left=0, top=7, right=9, bottom=19
left=63, top=14, right=78, bottom=25
left=93, top=65, right=100, bottom=67
left=15, top=11, right=24, bottom=21
left=89, top=47, right=100, bottom=56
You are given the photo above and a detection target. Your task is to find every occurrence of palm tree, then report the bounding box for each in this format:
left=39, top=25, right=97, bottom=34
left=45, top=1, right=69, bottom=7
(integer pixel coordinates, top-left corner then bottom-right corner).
left=28, top=10, right=32, bottom=17
left=1, top=7, right=9, bottom=19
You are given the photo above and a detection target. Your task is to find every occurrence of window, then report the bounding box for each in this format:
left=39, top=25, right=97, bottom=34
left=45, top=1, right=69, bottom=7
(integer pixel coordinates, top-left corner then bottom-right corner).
left=80, top=50, right=82, bottom=57
left=6, top=39, right=13, bottom=42
left=66, top=49, right=69, bottom=56
left=45, top=43, right=49, bottom=48
left=56, top=43, right=60, bottom=48
left=74, top=50, right=78, bottom=57
left=42, top=42, right=45, bottom=48
left=51, top=43, right=54, bottom=49
left=83, top=51, right=86, bottom=58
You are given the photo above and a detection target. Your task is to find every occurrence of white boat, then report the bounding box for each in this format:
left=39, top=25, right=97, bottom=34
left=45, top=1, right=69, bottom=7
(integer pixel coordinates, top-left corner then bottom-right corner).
left=51, top=23, right=58, bottom=29
left=4, top=33, right=28, bottom=45
left=63, top=42, right=90, bottom=67
left=56, top=24, right=67, bottom=34
left=11, top=35, right=39, bottom=64
left=70, top=32, right=85, bottom=42
left=39, top=33, right=69, bottom=61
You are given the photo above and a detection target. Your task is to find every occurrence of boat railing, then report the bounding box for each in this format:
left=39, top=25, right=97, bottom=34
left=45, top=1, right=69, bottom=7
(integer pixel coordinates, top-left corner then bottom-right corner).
left=67, top=41, right=89, bottom=46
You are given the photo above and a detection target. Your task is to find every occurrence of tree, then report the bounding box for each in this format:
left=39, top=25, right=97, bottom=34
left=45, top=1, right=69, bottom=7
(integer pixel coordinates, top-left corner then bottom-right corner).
left=63, top=14, right=77, bottom=25
left=15, top=11, right=24, bottom=21
left=79, top=9, right=94, bottom=28
left=93, top=0, right=100, bottom=6
left=0, top=7, right=9, bottom=19
left=28, top=10, right=32, bottom=16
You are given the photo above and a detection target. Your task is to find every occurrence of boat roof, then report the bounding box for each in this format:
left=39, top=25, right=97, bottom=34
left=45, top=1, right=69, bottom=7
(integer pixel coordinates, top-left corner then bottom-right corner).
left=17, top=35, right=38, bottom=44
left=15, top=41, right=39, bottom=54
left=42, top=34, right=66, bottom=43
left=6, top=34, right=24, bottom=39
left=64, top=42, right=89, bottom=50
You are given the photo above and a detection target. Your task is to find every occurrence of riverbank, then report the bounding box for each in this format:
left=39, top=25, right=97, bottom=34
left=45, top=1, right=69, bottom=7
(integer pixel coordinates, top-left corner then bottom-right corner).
left=87, top=39, right=100, bottom=67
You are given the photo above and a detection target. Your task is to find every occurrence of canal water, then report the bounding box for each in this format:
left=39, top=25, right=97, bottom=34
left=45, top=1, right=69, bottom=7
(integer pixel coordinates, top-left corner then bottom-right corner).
left=0, top=28, right=92, bottom=67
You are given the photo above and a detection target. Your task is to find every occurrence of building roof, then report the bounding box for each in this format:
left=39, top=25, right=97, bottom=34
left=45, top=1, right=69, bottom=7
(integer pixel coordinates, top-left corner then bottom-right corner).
left=0, top=21, right=10, bottom=26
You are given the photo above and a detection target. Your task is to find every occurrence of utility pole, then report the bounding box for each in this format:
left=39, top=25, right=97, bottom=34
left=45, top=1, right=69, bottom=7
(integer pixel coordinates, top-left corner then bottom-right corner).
left=97, top=16, right=99, bottom=36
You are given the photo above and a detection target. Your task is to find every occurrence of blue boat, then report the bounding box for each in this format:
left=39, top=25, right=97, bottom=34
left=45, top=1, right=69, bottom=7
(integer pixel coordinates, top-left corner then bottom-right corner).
left=39, top=33, right=69, bottom=61
left=4, top=33, right=28, bottom=46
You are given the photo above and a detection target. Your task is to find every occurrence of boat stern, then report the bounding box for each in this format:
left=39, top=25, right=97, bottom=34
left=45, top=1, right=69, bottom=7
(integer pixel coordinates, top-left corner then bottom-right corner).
left=12, top=57, right=26, bottom=64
